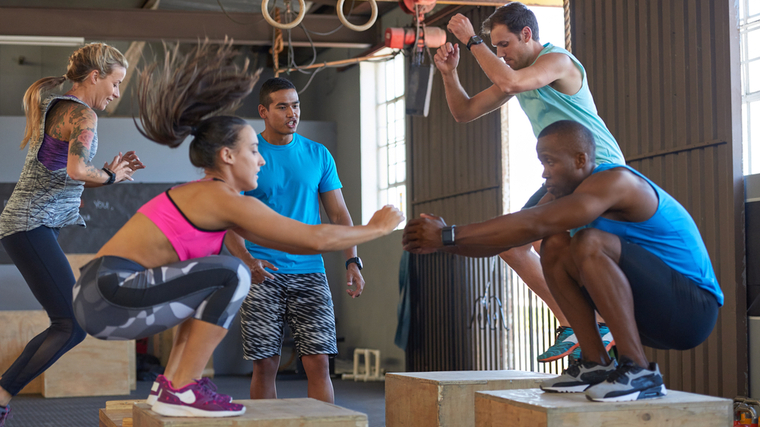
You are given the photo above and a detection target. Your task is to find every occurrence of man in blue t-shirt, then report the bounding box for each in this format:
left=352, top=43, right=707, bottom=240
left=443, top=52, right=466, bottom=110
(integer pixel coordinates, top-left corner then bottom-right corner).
left=434, top=2, right=625, bottom=362
left=226, top=78, right=364, bottom=404
left=402, top=121, right=722, bottom=402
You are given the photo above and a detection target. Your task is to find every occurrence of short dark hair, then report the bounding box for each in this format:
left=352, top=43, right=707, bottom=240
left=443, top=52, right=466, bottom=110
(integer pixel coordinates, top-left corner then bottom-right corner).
left=538, top=120, right=596, bottom=159
left=482, top=2, right=540, bottom=42
left=259, top=77, right=296, bottom=108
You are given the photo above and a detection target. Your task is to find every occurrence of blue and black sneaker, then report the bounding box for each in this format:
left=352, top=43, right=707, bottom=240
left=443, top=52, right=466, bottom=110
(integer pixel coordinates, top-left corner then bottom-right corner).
left=540, top=358, right=617, bottom=393
left=584, top=356, right=667, bottom=402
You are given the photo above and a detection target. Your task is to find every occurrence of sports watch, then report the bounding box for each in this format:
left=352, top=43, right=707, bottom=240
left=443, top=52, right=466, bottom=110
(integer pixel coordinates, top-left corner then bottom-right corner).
left=466, top=35, right=484, bottom=51
left=346, top=257, right=363, bottom=270
left=441, top=225, right=456, bottom=246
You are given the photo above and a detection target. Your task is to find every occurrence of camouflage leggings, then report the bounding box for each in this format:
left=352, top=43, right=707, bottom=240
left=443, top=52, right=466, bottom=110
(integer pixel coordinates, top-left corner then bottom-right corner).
left=72, top=255, right=251, bottom=341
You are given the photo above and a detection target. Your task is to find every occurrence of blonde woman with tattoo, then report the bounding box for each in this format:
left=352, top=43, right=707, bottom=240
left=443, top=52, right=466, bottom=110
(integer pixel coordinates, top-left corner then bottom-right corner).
left=0, top=43, right=144, bottom=425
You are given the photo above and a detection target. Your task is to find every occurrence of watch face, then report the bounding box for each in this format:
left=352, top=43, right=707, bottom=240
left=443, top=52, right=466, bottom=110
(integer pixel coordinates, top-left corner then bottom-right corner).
left=347, top=257, right=363, bottom=270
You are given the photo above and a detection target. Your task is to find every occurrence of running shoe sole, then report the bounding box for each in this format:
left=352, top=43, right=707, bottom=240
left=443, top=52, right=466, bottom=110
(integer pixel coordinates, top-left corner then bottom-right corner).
left=586, top=384, right=667, bottom=402
left=151, top=401, right=246, bottom=417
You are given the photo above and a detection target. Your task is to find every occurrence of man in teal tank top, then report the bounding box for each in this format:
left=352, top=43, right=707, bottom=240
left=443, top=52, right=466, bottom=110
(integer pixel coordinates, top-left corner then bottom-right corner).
left=434, top=2, right=624, bottom=362
left=402, top=121, right=722, bottom=402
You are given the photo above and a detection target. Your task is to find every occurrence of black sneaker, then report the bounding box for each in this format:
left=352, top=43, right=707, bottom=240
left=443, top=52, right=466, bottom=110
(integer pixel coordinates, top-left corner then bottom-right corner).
left=540, top=358, right=617, bottom=393
left=584, top=356, right=667, bottom=402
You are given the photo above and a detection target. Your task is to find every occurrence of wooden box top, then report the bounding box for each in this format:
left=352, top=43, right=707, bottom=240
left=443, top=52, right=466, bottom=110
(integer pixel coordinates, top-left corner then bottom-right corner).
left=386, top=370, right=556, bottom=385
left=476, top=388, right=732, bottom=414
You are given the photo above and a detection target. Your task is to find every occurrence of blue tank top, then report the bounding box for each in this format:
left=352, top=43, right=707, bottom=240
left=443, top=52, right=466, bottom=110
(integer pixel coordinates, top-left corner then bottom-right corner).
left=585, top=164, right=722, bottom=305
left=515, top=43, right=625, bottom=165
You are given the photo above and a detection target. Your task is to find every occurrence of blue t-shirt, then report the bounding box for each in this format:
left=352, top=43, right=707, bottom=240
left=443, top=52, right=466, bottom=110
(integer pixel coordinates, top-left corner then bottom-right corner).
left=515, top=43, right=625, bottom=166
left=584, top=164, right=723, bottom=305
left=243, top=133, right=343, bottom=274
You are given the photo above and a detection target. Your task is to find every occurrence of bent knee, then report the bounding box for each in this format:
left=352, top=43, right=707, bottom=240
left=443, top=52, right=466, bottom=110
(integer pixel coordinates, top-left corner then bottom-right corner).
left=570, top=228, right=618, bottom=262
left=540, top=233, right=571, bottom=259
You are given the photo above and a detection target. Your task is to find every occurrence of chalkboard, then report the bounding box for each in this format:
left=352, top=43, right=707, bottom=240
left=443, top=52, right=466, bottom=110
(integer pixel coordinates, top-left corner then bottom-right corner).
left=0, top=182, right=176, bottom=264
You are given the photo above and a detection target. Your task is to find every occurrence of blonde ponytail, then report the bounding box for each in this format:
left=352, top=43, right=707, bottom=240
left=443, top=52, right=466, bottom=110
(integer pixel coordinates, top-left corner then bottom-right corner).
left=20, top=76, right=67, bottom=149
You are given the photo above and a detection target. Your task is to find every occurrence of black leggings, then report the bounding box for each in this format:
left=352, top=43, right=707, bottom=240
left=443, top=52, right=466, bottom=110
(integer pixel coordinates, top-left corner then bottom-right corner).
left=0, top=226, right=87, bottom=396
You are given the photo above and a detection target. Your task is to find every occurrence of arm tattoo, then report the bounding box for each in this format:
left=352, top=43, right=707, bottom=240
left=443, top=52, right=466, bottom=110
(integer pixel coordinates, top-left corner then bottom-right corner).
left=67, top=104, right=97, bottom=163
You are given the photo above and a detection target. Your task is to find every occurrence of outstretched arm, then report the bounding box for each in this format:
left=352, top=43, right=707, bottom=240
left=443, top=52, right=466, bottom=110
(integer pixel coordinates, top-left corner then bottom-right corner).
left=221, top=192, right=404, bottom=255
left=403, top=172, right=633, bottom=256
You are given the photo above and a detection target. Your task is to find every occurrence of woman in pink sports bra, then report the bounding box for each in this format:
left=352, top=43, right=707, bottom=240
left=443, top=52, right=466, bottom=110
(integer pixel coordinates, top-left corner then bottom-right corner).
left=71, top=42, right=404, bottom=419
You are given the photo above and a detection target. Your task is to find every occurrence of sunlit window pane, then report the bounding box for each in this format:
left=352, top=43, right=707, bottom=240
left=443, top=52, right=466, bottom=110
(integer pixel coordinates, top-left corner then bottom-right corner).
left=749, top=29, right=760, bottom=61
left=750, top=60, right=760, bottom=94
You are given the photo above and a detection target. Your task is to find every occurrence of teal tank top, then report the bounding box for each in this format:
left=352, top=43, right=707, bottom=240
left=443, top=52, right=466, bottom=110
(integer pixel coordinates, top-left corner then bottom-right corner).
left=515, top=43, right=625, bottom=165
left=584, top=164, right=723, bottom=305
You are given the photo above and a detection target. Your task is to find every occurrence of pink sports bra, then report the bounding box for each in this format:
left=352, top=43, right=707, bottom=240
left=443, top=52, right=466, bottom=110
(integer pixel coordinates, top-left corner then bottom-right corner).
left=137, top=181, right=226, bottom=261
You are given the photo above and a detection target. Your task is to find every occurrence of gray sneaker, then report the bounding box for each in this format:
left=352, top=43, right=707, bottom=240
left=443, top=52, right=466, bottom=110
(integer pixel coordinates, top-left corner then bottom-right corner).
left=584, top=356, right=667, bottom=402
left=540, top=358, right=618, bottom=393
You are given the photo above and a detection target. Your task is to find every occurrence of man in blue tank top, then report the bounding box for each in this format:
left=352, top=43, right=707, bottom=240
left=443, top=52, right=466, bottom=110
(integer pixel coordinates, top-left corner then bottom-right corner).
left=435, top=2, right=625, bottom=362
left=402, top=121, right=722, bottom=402
left=226, top=78, right=364, bottom=404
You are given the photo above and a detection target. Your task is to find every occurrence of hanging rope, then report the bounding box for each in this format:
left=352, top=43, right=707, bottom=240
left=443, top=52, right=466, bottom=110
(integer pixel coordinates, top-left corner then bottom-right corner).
left=270, top=7, right=284, bottom=77
left=563, top=0, right=572, bottom=52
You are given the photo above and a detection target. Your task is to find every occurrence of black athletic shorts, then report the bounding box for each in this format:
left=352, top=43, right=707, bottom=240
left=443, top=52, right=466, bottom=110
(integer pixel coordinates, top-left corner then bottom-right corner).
left=579, top=236, right=719, bottom=351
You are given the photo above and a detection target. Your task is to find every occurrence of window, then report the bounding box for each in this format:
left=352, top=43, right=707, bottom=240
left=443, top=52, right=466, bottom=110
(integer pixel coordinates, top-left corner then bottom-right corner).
left=360, top=50, right=407, bottom=228
left=741, top=0, right=760, bottom=175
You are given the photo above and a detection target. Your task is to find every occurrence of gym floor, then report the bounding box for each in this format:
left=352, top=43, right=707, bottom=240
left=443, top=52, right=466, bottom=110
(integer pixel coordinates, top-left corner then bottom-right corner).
left=3, top=374, right=387, bottom=427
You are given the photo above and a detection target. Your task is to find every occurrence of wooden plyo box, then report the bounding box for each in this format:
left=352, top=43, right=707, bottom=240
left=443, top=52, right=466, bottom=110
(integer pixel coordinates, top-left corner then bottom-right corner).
left=386, top=370, right=556, bottom=427
left=100, top=400, right=144, bottom=427
left=475, top=388, right=733, bottom=427
left=0, top=310, right=133, bottom=398
left=131, top=399, right=368, bottom=427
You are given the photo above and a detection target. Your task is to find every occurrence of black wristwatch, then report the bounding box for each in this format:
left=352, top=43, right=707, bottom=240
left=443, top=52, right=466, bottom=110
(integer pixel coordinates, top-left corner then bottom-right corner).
left=102, top=167, right=116, bottom=185
left=466, top=35, right=483, bottom=51
left=441, top=225, right=456, bottom=246
left=346, top=257, right=363, bottom=270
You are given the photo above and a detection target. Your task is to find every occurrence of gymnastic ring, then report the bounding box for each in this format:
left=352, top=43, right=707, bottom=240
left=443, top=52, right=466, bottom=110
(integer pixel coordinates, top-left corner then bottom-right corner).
left=261, top=0, right=306, bottom=30
left=336, top=0, right=378, bottom=32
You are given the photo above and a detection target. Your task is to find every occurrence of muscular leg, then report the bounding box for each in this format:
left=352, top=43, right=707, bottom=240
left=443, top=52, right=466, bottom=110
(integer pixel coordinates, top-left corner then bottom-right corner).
left=540, top=233, right=611, bottom=366
left=301, top=354, right=334, bottom=403
left=250, top=356, right=280, bottom=399
left=166, top=319, right=227, bottom=389
left=570, top=229, right=647, bottom=367
left=500, top=243, right=569, bottom=326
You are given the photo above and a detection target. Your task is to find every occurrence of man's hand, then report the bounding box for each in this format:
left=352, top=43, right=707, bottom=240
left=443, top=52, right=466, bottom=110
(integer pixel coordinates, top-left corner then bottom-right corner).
left=247, top=258, right=278, bottom=284
left=434, top=43, right=461, bottom=74
left=447, top=14, right=477, bottom=45
left=346, top=264, right=365, bottom=298
left=402, top=213, right=448, bottom=254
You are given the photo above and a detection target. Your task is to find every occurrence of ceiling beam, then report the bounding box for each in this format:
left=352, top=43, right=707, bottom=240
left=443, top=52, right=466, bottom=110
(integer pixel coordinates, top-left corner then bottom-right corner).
left=0, top=7, right=377, bottom=48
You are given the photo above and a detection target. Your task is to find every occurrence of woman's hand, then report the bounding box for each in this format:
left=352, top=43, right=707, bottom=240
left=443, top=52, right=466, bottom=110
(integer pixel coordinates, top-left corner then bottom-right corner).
left=104, top=151, right=145, bottom=183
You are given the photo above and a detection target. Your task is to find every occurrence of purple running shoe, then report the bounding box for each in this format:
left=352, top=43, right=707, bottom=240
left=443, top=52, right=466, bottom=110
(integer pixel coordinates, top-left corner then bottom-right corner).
left=152, top=378, right=245, bottom=417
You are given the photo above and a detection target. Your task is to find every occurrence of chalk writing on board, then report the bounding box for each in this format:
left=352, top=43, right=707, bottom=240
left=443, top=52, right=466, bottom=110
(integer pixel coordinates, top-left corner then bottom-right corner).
left=92, top=200, right=114, bottom=210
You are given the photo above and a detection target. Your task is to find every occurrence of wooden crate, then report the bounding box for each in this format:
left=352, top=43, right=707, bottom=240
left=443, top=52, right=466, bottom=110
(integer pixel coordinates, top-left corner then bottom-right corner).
left=100, top=400, right=144, bottom=427
left=475, top=388, right=733, bottom=427
left=131, top=399, right=368, bottom=427
left=386, top=370, right=556, bottom=427
left=0, top=310, right=133, bottom=397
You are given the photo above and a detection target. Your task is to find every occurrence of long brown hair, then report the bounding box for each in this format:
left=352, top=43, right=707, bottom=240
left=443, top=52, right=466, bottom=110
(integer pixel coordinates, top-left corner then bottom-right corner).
left=135, top=40, right=261, bottom=169
left=21, top=43, right=128, bottom=149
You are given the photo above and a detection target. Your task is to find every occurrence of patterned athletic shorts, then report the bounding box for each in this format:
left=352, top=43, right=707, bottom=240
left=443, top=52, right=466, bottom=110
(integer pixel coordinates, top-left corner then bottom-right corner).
left=240, top=272, right=337, bottom=360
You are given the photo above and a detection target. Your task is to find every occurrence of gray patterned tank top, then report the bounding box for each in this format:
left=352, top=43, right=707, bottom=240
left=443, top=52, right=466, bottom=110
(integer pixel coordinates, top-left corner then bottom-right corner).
left=0, top=95, right=98, bottom=239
